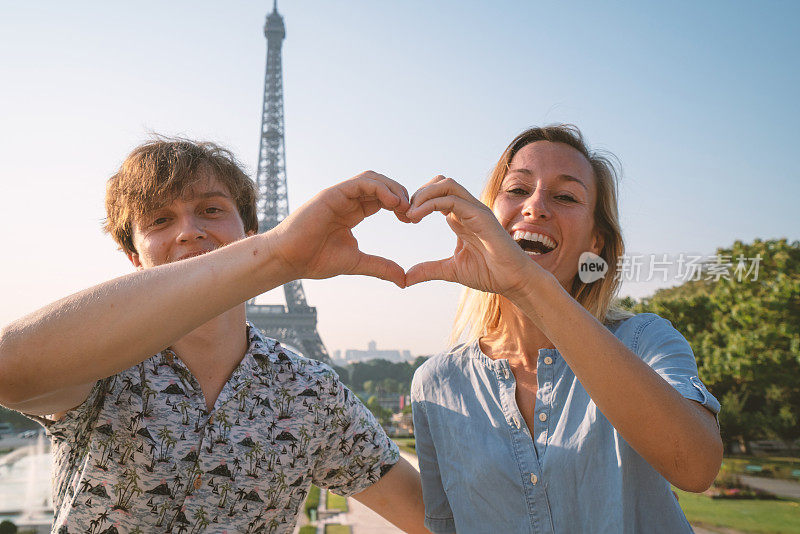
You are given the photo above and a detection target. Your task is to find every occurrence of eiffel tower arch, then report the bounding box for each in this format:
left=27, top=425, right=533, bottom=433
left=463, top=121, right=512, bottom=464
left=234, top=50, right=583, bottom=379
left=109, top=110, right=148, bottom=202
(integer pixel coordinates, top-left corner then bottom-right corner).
left=247, top=2, right=331, bottom=364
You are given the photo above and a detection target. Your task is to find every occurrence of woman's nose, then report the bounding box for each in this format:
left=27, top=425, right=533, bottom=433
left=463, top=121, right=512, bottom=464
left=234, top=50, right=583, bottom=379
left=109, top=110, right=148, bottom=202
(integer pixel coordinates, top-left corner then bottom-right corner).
left=521, top=190, right=551, bottom=220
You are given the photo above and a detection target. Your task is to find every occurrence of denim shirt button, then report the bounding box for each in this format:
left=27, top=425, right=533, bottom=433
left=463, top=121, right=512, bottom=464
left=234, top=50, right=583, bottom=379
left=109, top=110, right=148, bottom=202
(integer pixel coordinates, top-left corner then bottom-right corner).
left=503, top=368, right=510, bottom=380
left=543, top=356, right=553, bottom=365
left=530, top=473, right=538, bottom=485
left=538, top=412, right=547, bottom=422
left=512, top=416, right=521, bottom=429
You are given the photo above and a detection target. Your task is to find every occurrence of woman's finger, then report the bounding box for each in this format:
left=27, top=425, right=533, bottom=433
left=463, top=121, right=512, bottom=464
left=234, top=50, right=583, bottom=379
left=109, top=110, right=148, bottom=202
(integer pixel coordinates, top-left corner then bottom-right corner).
left=406, top=194, right=487, bottom=225
left=409, top=174, right=448, bottom=206
left=409, top=177, right=479, bottom=214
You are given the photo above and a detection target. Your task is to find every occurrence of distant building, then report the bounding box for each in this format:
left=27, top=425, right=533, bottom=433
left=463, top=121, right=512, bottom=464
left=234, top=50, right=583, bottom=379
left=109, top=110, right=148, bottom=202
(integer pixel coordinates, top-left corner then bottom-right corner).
left=391, top=411, right=414, bottom=436
left=334, top=340, right=414, bottom=364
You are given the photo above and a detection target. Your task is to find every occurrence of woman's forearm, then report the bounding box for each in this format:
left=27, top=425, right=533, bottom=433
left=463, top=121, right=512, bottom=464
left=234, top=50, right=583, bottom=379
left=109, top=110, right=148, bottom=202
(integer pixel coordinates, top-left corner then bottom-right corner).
left=509, top=270, right=723, bottom=491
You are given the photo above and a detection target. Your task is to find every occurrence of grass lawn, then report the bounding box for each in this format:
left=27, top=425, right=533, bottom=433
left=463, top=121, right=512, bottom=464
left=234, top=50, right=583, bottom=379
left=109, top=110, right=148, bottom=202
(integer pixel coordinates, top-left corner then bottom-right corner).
left=326, top=490, right=349, bottom=513
left=324, top=524, right=352, bottom=534
left=676, top=489, right=800, bottom=533
left=304, top=484, right=321, bottom=519
left=298, top=526, right=317, bottom=534
left=394, top=438, right=416, bottom=455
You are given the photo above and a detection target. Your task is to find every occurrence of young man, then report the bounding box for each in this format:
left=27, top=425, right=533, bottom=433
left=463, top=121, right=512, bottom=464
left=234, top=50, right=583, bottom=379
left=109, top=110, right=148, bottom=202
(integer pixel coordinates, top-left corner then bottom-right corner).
left=0, top=139, right=427, bottom=533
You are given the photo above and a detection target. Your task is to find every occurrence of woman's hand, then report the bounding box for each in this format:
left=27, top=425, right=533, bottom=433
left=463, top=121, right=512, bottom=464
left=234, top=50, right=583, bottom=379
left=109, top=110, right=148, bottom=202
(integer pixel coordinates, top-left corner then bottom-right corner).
left=404, top=175, right=546, bottom=296
left=270, top=171, right=411, bottom=288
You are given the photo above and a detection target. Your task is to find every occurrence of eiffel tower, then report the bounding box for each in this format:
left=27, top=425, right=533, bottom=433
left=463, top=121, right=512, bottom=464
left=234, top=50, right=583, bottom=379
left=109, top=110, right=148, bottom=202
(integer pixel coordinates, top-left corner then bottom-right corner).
left=246, top=1, right=330, bottom=363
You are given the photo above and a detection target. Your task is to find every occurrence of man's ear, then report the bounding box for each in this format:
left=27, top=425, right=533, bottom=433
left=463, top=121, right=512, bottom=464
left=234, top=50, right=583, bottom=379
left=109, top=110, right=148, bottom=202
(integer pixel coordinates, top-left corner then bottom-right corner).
left=126, top=250, right=144, bottom=271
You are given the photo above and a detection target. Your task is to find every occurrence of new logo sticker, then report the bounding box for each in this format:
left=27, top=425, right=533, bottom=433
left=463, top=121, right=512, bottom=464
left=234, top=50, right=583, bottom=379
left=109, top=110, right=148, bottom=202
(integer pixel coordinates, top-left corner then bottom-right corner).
left=578, top=252, right=608, bottom=283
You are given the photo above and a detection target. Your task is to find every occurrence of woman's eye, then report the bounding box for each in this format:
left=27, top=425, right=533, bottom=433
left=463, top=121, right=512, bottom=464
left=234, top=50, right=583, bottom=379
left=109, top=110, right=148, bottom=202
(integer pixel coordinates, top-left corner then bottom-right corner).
left=507, top=187, right=528, bottom=195
left=556, top=194, right=576, bottom=202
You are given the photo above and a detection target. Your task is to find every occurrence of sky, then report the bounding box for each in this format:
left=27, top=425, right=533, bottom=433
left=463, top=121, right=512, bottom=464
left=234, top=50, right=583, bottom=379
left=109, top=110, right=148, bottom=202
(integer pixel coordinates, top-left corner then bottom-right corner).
left=1, top=0, right=798, bottom=357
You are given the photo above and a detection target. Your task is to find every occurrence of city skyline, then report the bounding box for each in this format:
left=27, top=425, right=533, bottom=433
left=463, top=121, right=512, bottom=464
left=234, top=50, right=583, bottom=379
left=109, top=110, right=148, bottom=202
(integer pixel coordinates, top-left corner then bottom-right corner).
left=1, top=1, right=798, bottom=357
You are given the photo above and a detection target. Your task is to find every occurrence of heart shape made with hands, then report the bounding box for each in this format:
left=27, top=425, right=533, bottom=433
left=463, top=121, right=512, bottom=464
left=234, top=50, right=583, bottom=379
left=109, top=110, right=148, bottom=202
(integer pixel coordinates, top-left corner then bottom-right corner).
left=342, top=175, right=535, bottom=295
left=350, top=208, right=458, bottom=289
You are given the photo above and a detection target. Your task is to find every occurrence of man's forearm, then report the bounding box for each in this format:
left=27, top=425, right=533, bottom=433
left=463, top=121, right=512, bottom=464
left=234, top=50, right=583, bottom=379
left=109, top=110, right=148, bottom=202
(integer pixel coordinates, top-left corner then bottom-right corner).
left=0, top=232, right=290, bottom=407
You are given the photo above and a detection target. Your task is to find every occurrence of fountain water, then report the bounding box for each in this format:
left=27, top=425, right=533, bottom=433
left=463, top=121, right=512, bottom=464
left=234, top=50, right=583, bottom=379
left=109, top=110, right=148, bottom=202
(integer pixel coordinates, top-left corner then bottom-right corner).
left=0, top=431, right=53, bottom=532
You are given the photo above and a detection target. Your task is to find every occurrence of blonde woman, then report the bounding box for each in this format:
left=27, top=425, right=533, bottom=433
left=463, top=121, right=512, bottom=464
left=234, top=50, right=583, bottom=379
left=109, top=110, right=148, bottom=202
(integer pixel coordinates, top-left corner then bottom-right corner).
left=406, top=125, right=722, bottom=533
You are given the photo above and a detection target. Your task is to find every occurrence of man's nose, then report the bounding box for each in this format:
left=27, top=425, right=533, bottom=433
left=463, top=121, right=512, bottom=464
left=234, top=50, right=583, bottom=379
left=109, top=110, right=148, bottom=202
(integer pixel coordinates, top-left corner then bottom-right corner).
left=176, top=216, right=207, bottom=242
left=521, top=189, right=551, bottom=220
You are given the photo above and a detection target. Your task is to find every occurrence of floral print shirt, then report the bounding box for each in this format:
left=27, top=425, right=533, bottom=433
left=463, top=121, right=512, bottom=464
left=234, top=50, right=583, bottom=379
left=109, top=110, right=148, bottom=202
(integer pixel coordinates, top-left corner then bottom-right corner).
left=31, top=324, right=398, bottom=533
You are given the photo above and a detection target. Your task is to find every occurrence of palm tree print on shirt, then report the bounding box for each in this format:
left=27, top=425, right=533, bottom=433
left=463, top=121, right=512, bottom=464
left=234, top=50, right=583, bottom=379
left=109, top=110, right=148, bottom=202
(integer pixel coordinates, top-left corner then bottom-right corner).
left=28, top=324, right=399, bottom=533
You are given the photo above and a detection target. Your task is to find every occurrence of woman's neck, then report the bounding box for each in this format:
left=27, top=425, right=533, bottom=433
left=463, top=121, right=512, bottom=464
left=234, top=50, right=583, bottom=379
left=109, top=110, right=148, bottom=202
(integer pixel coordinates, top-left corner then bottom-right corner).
left=479, top=297, right=554, bottom=366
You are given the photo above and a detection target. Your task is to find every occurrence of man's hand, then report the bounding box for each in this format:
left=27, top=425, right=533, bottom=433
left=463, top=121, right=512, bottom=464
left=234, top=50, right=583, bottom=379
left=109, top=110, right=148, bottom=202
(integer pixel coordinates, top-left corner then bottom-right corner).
left=270, top=171, right=411, bottom=288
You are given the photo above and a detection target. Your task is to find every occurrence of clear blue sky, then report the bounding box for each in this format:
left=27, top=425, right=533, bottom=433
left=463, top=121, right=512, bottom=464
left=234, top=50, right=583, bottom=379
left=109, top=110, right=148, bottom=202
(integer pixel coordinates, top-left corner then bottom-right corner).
left=1, top=1, right=798, bottom=356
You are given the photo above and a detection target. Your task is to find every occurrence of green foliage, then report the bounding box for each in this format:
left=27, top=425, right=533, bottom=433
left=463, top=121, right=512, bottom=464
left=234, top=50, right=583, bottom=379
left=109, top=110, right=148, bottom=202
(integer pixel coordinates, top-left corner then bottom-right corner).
left=394, top=437, right=416, bottom=455
left=633, top=239, right=800, bottom=450
left=299, top=526, right=317, bottom=534
left=0, top=521, right=17, bottom=534
left=342, top=357, right=428, bottom=395
left=365, top=396, right=392, bottom=425
left=324, top=525, right=352, bottom=534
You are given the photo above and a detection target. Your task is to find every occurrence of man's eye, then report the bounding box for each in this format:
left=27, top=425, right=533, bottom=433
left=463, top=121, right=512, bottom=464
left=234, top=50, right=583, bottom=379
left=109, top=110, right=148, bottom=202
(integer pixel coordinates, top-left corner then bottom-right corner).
left=152, top=217, right=169, bottom=226
left=204, top=207, right=223, bottom=215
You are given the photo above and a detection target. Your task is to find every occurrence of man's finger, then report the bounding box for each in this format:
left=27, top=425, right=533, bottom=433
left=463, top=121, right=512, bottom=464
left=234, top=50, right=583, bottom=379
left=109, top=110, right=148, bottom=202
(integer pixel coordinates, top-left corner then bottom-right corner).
left=354, top=172, right=411, bottom=212
left=349, top=252, right=407, bottom=289
left=335, top=176, right=403, bottom=213
left=405, top=258, right=455, bottom=287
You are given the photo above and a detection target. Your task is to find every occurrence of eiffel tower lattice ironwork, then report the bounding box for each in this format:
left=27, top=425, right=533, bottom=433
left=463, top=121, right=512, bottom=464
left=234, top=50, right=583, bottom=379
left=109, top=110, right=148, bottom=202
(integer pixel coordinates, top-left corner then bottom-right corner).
left=246, top=1, right=330, bottom=363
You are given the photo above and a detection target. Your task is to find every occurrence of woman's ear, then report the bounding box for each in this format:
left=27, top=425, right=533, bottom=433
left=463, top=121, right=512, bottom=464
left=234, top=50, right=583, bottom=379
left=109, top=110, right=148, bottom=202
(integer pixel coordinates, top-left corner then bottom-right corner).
left=591, top=229, right=605, bottom=256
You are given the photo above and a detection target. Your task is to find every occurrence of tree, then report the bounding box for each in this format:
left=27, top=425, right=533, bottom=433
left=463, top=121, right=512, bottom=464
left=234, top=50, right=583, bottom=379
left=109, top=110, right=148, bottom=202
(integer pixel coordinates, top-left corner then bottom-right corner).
left=362, top=380, right=375, bottom=394
left=365, top=396, right=391, bottom=425
left=631, top=239, right=800, bottom=452
left=0, top=520, right=17, bottom=534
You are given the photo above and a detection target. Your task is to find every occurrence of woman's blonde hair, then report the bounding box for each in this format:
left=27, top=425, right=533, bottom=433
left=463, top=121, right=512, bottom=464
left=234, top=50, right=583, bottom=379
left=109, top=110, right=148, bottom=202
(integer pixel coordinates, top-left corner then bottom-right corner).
left=451, top=124, right=632, bottom=345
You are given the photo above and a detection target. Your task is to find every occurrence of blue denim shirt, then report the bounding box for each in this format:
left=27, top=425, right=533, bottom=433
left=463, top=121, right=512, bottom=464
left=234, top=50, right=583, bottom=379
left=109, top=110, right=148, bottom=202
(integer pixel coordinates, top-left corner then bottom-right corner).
left=411, top=313, right=721, bottom=534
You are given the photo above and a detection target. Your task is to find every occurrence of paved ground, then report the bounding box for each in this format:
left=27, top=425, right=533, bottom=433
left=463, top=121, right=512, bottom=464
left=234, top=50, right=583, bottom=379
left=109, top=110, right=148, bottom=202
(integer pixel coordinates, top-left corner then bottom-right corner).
left=344, top=451, right=418, bottom=534
left=739, top=474, right=800, bottom=499
left=692, top=526, right=745, bottom=534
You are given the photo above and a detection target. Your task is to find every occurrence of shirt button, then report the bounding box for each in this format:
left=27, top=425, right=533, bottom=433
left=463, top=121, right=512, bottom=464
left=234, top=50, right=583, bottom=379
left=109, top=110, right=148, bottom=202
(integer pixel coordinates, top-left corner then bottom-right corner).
left=530, top=473, right=538, bottom=485
left=503, top=368, right=510, bottom=380
left=538, top=413, right=547, bottom=422
left=543, top=356, right=553, bottom=365
left=512, top=416, right=521, bottom=429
